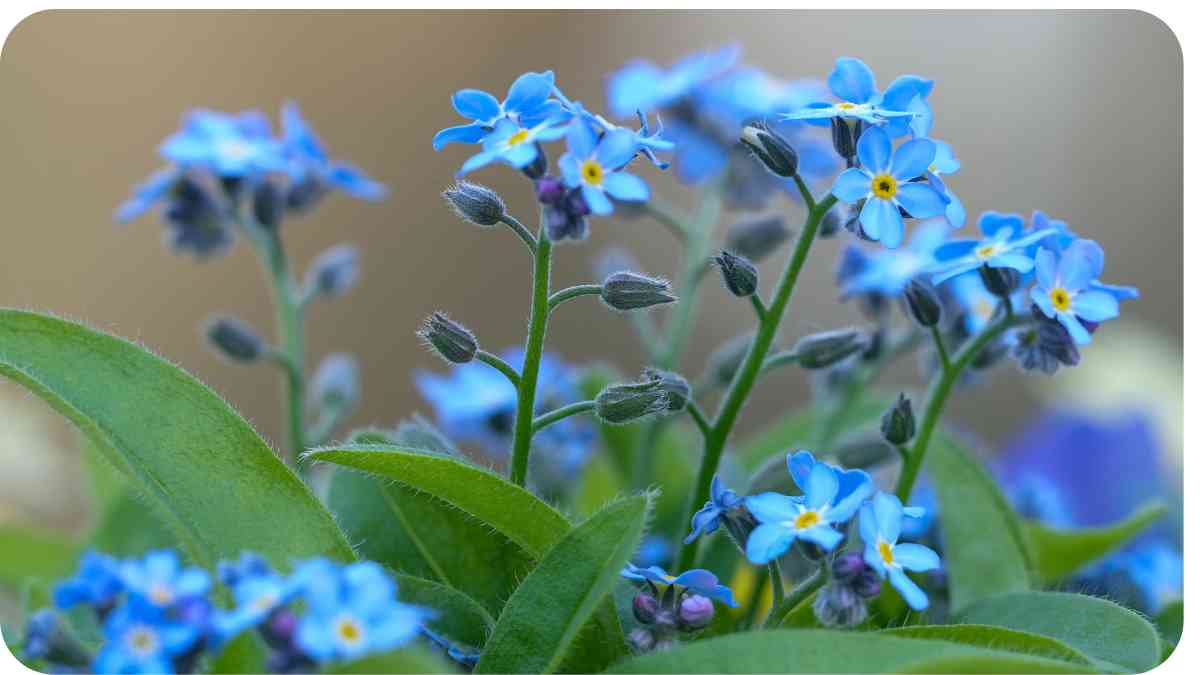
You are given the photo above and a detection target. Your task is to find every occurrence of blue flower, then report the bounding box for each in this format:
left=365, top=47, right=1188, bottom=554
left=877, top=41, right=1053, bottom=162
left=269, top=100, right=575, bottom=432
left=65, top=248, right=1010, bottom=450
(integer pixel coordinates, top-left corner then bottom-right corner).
left=1031, top=211, right=1140, bottom=304
left=929, top=211, right=1054, bottom=285
left=433, top=71, right=562, bottom=150
left=558, top=121, right=648, bottom=216
left=54, top=550, right=125, bottom=610
left=684, top=475, right=744, bottom=544
left=293, top=559, right=432, bottom=662
left=858, top=493, right=941, bottom=611
left=94, top=595, right=201, bottom=674
left=458, top=115, right=570, bottom=175
left=924, top=139, right=965, bottom=228
left=115, top=167, right=182, bottom=223
left=159, top=109, right=286, bottom=177
left=212, top=555, right=299, bottom=644
left=781, top=58, right=931, bottom=138
left=838, top=220, right=949, bottom=298
left=281, top=102, right=386, bottom=201
left=946, top=273, right=1008, bottom=334
left=608, top=45, right=740, bottom=118
left=1030, top=239, right=1121, bottom=345
left=831, top=126, right=947, bottom=248
left=620, top=564, right=737, bottom=608
left=119, top=550, right=211, bottom=611
left=744, top=455, right=870, bottom=563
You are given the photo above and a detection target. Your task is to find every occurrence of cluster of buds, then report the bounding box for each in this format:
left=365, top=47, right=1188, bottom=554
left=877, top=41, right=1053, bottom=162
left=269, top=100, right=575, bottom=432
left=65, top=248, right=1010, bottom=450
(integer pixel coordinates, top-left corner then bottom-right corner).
left=628, top=586, right=716, bottom=653
left=812, top=552, right=882, bottom=628
left=535, top=175, right=591, bottom=242
left=595, top=369, right=690, bottom=425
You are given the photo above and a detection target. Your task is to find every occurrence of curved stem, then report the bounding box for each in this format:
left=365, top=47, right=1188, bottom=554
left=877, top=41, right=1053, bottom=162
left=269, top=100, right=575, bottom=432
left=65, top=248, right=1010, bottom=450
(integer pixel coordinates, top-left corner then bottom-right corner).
left=930, top=326, right=952, bottom=372
left=532, top=400, right=596, bottom=433
left=749, top=293, right=768, bottom=322
left=685, top=400, right=711, bottom=436
left=547, top=284, right=602, bottom=313
left=509, top=222, right=553, bottom=487
left=499, top=214, right=537, bottom=255
left=677, top=185, right=837, bottom=571
left=643, top=198, right=692, bottom=243
left=767, top=562, right=787, bottom=617
left=765, top=568, right=827, bottom=628
left=475, top=349, right=521, bottom=390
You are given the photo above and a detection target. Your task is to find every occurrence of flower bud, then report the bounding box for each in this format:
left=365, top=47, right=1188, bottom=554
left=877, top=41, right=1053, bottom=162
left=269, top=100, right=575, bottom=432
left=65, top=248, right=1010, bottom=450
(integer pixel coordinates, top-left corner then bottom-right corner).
left=794, top=328, right=867, bottom=369
left=979, top=265, right=1022, bottom=298
left=21, top=609, right=89, bottom=666
left=831, top=552, right=866, bottom=582
left=601, top=272, right=677, bottom=311
left=443, top=181, right=506, bottom=226
left=880, top=393, right=916, bottom=446
left=595, top=377, right=671, bottom=425
left=706, top=333, right=754, bottom=386
left=628, top=627, right=656, bottom=653
left=643, top=368, right=690, bottom=412
left=535, top=176, right=566, bottom=204
left=830, top=118, right=861, bottom=163
left=740, top=121, right=798, bottom=177
left=632, top=592, right=659, bottom=624
left=310, top=353, right=360, bottom=411
left=818, top=204, right=846, bottom=238
left=304, top=244, right=360, bottom=300
left=813, top=582, right=869, bottom=628
left=520, top=143, right=548, bottom=180
left=252, top=180, right=282, bottom=229
left=725, top=215, right=793, bottom=261
left=712, top=250, right=758, bottom=298
left=678, top=595, right=715, bottom=630
left=418, top=312, right=478, bottom=364
left=285, top=175, right=327, bottom=212
left=851, top=567, right=882, bottom=599
left=204, top=316, right=264, bottom=363
left=903, top=278, right=942, bottom=327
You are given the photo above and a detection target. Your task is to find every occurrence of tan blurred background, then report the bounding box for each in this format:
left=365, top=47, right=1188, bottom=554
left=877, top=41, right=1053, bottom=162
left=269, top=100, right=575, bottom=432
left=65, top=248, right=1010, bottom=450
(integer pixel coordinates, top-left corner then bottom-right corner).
left=0, top=10, right=1182, bottom=533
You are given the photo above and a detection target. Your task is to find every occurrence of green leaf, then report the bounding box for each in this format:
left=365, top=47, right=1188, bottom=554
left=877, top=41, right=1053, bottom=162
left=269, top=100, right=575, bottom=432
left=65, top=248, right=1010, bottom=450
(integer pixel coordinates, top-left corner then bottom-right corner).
left=1024, top=502, right=1166, bottom=582
left=476, top=494, right=650, bottom=674
left=89, top=490, right=177, bottom=557
left=604, top=629, right=1090, bottom=673
left=1155, top=600, right=1183, bottom=646
left=326, top=466, right=533, bottom=615
left=324, top=647, right=451, bottom=674
left=574, top=452, right=625, bottom=517
left=925, top=434, right=1031, bottom=613
left=0, top=310, right=354, bottom=569
left=737, top=395, right=891, bottom=475
left=392, top=574, right=495, bottom=648
left=0, top=525, right=79, bottom=586
left=209, top=633, right=267, bottom=674
left=955, top=591, right=1161, bottom=673
left=883, top=625, right=1093, bottom=666
left=893, top=654, right=1091, bottom=673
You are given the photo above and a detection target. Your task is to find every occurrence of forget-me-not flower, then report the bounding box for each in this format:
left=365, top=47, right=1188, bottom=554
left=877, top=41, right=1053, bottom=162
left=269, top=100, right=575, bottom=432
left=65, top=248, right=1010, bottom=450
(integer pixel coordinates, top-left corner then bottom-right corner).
left=684, top=475, right=744, bottom=544
left=1030, top=239, right=1120, bottom=345
left=859, top=493, right=941, bottom=611
left=621, top=564, right=737, bottom=608
left=929, top=211, right=1054, bottom=285
left=119, top=549, right=212, bottom=611
left=831, top=126, right=948, bottom=248
left=1030, top=211, right=1140, bottom=304
left=433, top=71, right=562, bottom=150
left=458, top=115, right=570, bottom=175
left=786, top=451, right=875, bottom=511
left=838, top=220, right=949, bottom=298
left=781, top=57, right=931, bottom=137
left=93, top=595, right=201, bottom=674
left=212, top=555, right=299, bottom=643
left=54, top=550, right=126, bottom=610
left=558, top=121, right=648, bottom=215
left=281, top=103, right=386, bottom=201
left=159, top=109, right=286, bottom=178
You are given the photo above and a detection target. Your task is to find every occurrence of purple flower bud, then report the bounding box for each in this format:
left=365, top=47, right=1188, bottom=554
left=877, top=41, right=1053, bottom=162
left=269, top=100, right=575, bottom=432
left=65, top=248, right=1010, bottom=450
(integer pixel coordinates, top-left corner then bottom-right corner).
left=535, top=176, right=565, bottom=204
left=678, top=595, right=715, bottom=630
left=265, top=608, right=298, bottom=645
left=653, top=608, right=677, bottom=630
left=832, top=552, right=866, bottom=582
left=628, top=627, right=656, bottom=653
left=851, top=567, right=882, bottom=599
left=813, top=582, right=869, bottom=628
left=632, top=592, right=659, bottom=624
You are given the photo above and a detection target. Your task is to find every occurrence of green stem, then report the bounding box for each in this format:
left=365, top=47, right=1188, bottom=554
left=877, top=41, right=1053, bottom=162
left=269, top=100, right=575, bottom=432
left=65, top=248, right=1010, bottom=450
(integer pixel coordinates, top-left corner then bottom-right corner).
left=677, top=186, right=837, bottom=571
left=685, top=400, right=711, bottom=436
left=894, top=313, right=1021, bottom=502
left=499, top=214, right=537, bottom=255
left=765, top=568, right=827, bottom=628
left=930, top=326, right=952, bottom=372
left=532, top=400, right=595, bottom=433
left=547, top=284, right=602, bottom=313
left=475, top=349, right=521, bottom=390
left=644, top=198, right=692, bottom=243
left=509, top=223, right=553, bottom=487
left=749, top=293, right=768, bottom=322
left=767, top=562, right=786, bottom=616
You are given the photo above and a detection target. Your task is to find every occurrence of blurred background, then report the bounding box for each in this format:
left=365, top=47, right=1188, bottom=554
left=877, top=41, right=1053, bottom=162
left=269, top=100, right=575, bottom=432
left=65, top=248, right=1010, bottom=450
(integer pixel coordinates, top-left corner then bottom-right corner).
left=0, top=9, right=1181, bottom=571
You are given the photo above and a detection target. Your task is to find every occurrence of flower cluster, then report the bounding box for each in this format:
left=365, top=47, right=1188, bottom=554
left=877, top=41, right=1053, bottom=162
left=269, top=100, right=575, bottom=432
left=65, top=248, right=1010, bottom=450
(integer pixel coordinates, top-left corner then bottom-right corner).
left=24, top=550, right=434, bottom=674
left=620, top=564, right=736, bottom=652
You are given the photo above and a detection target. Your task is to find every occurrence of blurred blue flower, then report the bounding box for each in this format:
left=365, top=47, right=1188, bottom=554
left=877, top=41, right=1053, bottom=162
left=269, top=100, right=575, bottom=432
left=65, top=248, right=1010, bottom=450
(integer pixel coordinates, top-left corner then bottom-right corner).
left=281, top=102, right=387, bottom=201
left=1031, top=239, right=1121, bottom=345
left=781, top=58, right=931, bottom=137
left=831, top=126, right=947, bottom=248
left=838, top=220, right=949, bottom=298
left=924, top=139, right=965, bottom=228
left=212, top=556, right=299, bottom=644
left=433, top=71, right=561, bottom=150
left=115, top=167, right=182, bottom=223
left=621, top=564, right=737, bottom=608
left=159, top=109, right=286, bottom=177
left=293, top=559, right=432, bottom=662
left=858, top=493, right=941, bottom=611
left=944, top=273, right=1009, bottom=334
left=930, top=211, right=1054, bottom=285
left=684, top=475, right=744, bottom=544
left=634, top=534, right=674, bottom=568
left=119, top=550, right=211, bottom=611
left=94, top=595, right=200, bottom=674
left=558, top=121, right=648, bottom=215
left=608, top=45, right=740, bottom=118
left=458, top=115, right=570, bottom=175
left=54, top=550, right=125, bottom=611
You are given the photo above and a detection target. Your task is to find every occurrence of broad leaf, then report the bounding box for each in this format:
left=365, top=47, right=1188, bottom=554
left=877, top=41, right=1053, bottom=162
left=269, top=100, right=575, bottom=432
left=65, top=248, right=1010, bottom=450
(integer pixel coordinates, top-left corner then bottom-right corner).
left=1155, top=600, right=1183, bottom=647
left=1024, top=503, right=1166, bottom=582
left=0, top=525, right=79, bottom=586
left=883, top=624, right=1092, bottom=666
left=0, top=310, right=354, bottom=569
left=392, top=574, right=495, bottom=648
left=925, top=434, right=1031, bottom=613
left=89, top=491, right=177, bottom=557
left=604, top=629, right=1089, bottom=673
left=476, top=494, right=650, bottom=674
left=955, top=591, right=1161, bottom=673
left=324, top=647, right=451, bottom=674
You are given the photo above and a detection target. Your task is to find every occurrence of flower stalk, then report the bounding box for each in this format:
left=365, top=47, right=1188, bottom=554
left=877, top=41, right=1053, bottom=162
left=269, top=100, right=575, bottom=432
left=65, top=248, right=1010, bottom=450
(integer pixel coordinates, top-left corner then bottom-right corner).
left=509, top=218, right=554, bottom=487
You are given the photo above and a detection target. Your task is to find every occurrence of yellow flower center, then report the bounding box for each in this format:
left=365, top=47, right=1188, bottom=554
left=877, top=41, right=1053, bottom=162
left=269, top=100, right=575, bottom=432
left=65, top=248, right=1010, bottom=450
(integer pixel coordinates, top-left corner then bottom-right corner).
left=128, top=627, right=159, bottom=655
left=877, top=540, right=895, bottom=566
left=793, top=511, right=820, bottom=530
left=582, top=159, right=605, bottom=187
left=336, top=617, right=364, bottom=646
left=1051, top=287, right=1072, bottom=311
left=871, top=173, right=897, bottom=200
left=148, top=583, right=174, bottom=606
left=835, top=102, right=858, bottom=110
left=507, top=129, right=530, bottom=146
left=217, top=138, right=253, bottom=161
left=975, top=244, right=998, bottom=260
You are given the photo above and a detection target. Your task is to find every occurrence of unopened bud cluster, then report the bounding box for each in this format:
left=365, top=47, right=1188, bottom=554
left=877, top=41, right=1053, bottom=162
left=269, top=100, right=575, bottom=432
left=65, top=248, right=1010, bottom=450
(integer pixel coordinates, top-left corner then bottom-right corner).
left=813, top=552, right=882, bottom=628
left=628, top=587, right=715, bottom=653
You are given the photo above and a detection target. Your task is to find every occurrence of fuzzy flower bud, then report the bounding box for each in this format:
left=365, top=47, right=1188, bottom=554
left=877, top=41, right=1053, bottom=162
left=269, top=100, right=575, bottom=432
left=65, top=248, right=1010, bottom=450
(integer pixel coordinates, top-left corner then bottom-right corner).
left=712, top=250, right=758, bottom=298
left=632, top=592, right=659, bottom=624
left=979, top=265, right=1022, bottom=298
left=628, top=628, right=656, bottom=653
left=310, top=353, right=360, bottom=411
left=740, top=121, right=798, bottom=177
left=725, top=215, right=793, bottom=261
left=595, top=376, right=672, bottom=425
left=678, top=595, right=715, bottom=630
left=903, top=278, right=942, bottom=327
left=880, top=393, right=916, bottom=446
left=813, top=581, right=870, bottom=628
left=418, top=312, right=478, bottom=364
left=794, top=328, right=867, bottom=369
left=832, top=552, right=866, bottom=582
left=443, top=181, right=506, bottom=226
left=304, top=244, right=360, bottom=300
left=601, top=272, right=677, bottom=311
left=204, top=316, right=264, bottom=363
left=643, top=368, right=690, bottom=412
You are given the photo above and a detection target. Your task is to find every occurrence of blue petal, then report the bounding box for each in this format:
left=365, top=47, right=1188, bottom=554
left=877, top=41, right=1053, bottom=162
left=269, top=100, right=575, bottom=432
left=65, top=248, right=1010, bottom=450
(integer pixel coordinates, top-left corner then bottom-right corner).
left=890, top=139, right=936, bottom=181
left=566, top=119, right=598, bottom=159
left=944, top=189, right=966, bottom=228
left=452, top=89, right=502, bottom=122
left=893, top=543, right=941, bottom=572
left=786, top=451, right=817, bottom=490
left=988, top=252, right=1035, bottom=274
left=746, top=492, right=799, bottom=524
left=1092, top=281, right=1139, bottom=302
left=931, top=140, right=960, bottom=174
left=803, top=463, right=839, bottom=510
left=794, top=524, right=844, bottom=551
left=558, top=153, right=583, bottom=187
left=1072, top=291, right=1119, bottom=322
left=501, top=143, right=538, bottom=169
left=684, top=506, right=720, bottom=544
left=327, top=162, right=387, bottom=201
left=603, top=171, right=650, bottom=202
left=1031, top=287, right=1056, bottom=317
left=978, top=211, right=1025, bottom=238
left=595, top=128, right=638, bottom=169
left=503, top=71, right=554, bottom=115
left=858, top=499, right=879, bottom=543
left=895, top=182, right=946, bottom=219
left=1059, top=312, right=1092, bottom=345
left=1060, top=240, right=1102, bottom=291
left=581, top=184, right=613, bottom=216
left=872, top=493, right=903, bottom=543
left=829, top=57, right=877, bottom=104
left=607, top=62, right=665, bottom=118
left=433, top=123, right=488, bottom=151
left=860, top=198, right=904, bottom=248
left=856, top=126, right=891, bottom=174
left=888, top=568, right=929, bottom=611
left=746, top=523, right=795, bottom=564
left=832, top=168, right=872, bottom=202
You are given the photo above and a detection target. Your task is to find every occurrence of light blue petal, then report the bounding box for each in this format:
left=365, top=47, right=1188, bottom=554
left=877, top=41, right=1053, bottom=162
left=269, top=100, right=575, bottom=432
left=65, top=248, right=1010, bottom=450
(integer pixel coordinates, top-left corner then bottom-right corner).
left=795, top=524, right=844, bottom=551
left=888, top=568, right=929, bottom=611
left=803, top=463, right=839, bottom=510
left=829, top=57, right=877, bottom=104
left=503, top=71, right=554, bottom=115
left=458, top=150, right=498, bottom=176
left=607, top=62, right=664, bottom=118
left=880, top=74, right=934, bottom=113
left=931, top=140, right=960, bottom=174
left=893, top=543, right=941, bottom=572
left=433, top=123, right=488, bottom=151
left=1060, top=240, right=1101, bottom=291
left=596, top=128, right=639, bottom=169
left=1035, top=248, right=1057, bottom=290
left=895, top=182, right=946, bottom=219
left=1030, top=287, right=1056, bottom=317
left=931, top=260, right=982, bottom=286
left=858, top=501, right=879, bottom=543
left=1072, top=291, right=1119, bottom=322
left=978, top=211, right=1025, bottom=238
left=1059, top=312, right=1092, bottom=345
left=786, top=451, right=817, bottom=490
left=863, top=544, right=886, bottom=576
left=603, top=171, right=650, bottom=202
left=988, top=252, right=1035, bottom=274
left=746, top=523, right=795, bottom=564
left=944, top=190, right=966, bottom=228
left=558, top=153, right=583, bottom=187
left=832, top=168, right=872, bottom=202
left=856, top=126, right=891, bottom=174
left=452, top=89, right=501, bottom=122
left=746, top=492, right=799, bottom=523
left=873, top=493, right=903, bottom=543
left=673, top=569, right=718, bottom=591
left=861, top=198, right=904, bottom=249
left=581, top=184, right=613, bottom=215
left=566, top=119, right=598, bottom=159
left=890, top=139, right=937, bottom=181
left=1092, top=281, right=1140, bottom=302
left=824, top=478, right=873, bottom=523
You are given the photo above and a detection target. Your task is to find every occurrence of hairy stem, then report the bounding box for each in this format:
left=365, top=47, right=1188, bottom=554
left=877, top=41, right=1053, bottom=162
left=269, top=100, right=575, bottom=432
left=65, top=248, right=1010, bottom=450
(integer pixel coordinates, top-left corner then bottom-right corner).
left=547, top=284, right=602, bottom=313
left=475, top=349, right=521, bottom=390
left=499, top=213, right=537, bottom=255
left=532, top=400, right=596, bottom=433
left=509, top=223, right=553, bottom=487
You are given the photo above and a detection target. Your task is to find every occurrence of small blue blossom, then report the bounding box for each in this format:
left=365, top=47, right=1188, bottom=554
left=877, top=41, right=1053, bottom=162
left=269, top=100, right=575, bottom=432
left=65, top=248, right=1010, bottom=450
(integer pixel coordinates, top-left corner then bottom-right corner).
left=281, top=102, right=387, bottom=201
left=929, top=211, right=1054, bottom=285
left=159, top=109, right=286, bottom=178
left=786, top=451, right=875, bottom=509
left=945, top=273, right=1011, bottom=334
left=94, top=595, right=201, bottom=674
left=212, top=555, right=298, bottom=644
left=119, top=550, right=211, bottom=611
left=608, top=45, right=740, bottom=118
left=293, top=559, right=432, bottom=663
left=858, top=493, right=941, bottom=611
left=620, top=564, right=737, bottom=608
left=433, top=71, right=562, bottom=150
left=1030, top=211, right=1140, bottom=304
left=924, top=139, right=965, bottom=228
left=54, top=550, right=125, bottom=610
left=1030, top=239, right=1121, bottom=345
left=838, top=220, right=949, bottom=298
left=781, top=58, right=931, bottom=138
left=831, top=126, right=948, bottom=248
left=115, top=168, right=182, bottom=223
left=558, top=121, right=648, bottom=215
left=684, top=475, right=744, bottom=544
left=458, top=115, right=570, bottom=175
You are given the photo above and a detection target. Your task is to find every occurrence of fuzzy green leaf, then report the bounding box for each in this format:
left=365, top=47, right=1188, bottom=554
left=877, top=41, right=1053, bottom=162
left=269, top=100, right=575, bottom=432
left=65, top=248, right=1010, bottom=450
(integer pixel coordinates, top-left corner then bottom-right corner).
left=604, top=629, right=1090, bottom=673
left=476, top=494, right=650, bottom=674
left=1155, top=600, right=1183, bottom=647
left=955, top=591, right=1161, bottom=673
left=392, top=574, right=495, bottom=648
left=0, top=310, right=354, bottom=569
left=883, top=624, right=1093, bottom=666
left=926, top=434, right=1031, bottom=613
left=1024, top=502, right=1166, bottom=582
